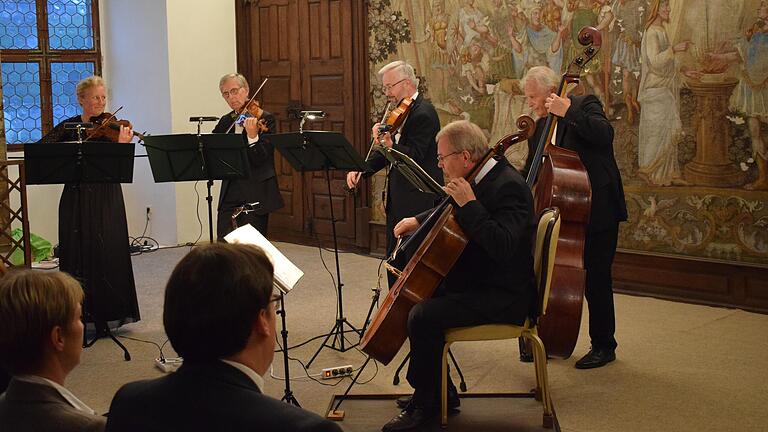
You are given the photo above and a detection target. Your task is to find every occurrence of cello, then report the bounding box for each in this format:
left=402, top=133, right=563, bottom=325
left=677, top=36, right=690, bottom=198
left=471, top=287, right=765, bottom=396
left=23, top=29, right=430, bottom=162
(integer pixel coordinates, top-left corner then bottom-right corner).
left=525, top=27, right=602, bottom=359
left=360, top=115, right=535, bottom=365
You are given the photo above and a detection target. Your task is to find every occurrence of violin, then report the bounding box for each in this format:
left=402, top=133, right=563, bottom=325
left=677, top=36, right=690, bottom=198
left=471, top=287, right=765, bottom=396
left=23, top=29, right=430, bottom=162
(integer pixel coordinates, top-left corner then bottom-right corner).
left=85, top=111, right=144, bottom=142
left=235, top=99, right=269, bottom=134
left=379, top=97, right=413, bottom=136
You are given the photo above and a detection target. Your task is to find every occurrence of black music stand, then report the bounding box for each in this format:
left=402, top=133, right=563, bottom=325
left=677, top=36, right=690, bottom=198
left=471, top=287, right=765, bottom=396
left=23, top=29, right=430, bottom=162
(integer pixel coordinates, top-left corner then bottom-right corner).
left=25, top=140, right=136, bottom=361
left=142, top=133, right=250, bottom=243
left=270, top=131, right=369, bottom=367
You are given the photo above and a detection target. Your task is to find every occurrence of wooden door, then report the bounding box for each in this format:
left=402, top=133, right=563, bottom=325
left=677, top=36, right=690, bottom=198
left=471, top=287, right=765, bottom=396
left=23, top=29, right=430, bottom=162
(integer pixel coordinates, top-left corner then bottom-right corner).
left=236, top=0, right=369, bottom=248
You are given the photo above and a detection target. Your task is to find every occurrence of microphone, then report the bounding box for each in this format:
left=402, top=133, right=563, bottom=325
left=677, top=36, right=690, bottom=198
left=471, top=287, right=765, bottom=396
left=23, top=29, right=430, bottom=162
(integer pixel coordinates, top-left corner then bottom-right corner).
left=189, top=116, right=219, bottom=122
left=378, top=124, right=393, bottom=133
left=300, top=110, right=327, bottom=119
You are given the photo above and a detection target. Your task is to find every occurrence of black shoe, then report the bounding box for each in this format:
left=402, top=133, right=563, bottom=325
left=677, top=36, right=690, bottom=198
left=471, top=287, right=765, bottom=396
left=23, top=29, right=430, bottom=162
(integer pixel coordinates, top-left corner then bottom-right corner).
left=382, top=405, right=438, bottom=432
left=575, top=347, right=616, bottom=369
left=395, top=389, right=460, bottom=410
left=519, top=350, right=534, bottom=363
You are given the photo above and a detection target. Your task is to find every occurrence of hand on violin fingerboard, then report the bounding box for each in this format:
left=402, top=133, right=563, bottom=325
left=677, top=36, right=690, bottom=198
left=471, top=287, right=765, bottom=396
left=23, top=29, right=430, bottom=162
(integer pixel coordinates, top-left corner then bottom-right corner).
left=118, top=125, right=133, bottom=143
left=372, top=122, right=393, bottom=148
left=243, top=117, right=262, bottom=140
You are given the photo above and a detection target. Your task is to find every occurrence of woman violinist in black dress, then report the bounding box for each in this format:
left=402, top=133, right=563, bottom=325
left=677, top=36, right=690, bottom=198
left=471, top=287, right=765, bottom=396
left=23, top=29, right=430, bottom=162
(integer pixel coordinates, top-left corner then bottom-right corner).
left=38, top=75, right=140, bottom=330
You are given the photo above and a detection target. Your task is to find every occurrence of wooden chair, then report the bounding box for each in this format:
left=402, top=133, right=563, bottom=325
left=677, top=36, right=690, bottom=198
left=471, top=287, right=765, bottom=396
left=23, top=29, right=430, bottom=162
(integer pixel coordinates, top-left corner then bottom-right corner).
left=440, top=207, right=561, bottom=428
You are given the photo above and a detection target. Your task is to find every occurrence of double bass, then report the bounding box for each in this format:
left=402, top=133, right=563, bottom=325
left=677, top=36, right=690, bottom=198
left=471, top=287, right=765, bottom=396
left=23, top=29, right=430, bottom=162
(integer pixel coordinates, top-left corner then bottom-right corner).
left=525, top=27, right=602, bottom=359
left=360, top=116, right=535, bottom=365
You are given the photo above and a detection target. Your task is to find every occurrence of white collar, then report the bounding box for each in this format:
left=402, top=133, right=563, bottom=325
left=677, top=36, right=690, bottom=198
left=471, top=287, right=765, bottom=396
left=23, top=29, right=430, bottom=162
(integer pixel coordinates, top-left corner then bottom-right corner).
left=473, top=157, right=498, bottom=184
left=220, top=359, right=265, bottom=393
left=15, top=375, right=97, bottom=415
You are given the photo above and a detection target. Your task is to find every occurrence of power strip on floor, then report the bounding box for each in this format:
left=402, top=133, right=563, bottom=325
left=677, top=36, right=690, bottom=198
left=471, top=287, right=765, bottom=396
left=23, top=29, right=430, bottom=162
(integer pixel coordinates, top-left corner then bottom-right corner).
left=155, top=357, right=183, bottom=373
left=321, top=365, right=353, bottom=379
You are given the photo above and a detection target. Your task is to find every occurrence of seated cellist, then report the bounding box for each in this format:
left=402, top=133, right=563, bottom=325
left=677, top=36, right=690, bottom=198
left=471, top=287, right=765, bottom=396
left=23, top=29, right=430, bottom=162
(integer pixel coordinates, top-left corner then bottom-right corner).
left=382, top=120, right=538, bottom=432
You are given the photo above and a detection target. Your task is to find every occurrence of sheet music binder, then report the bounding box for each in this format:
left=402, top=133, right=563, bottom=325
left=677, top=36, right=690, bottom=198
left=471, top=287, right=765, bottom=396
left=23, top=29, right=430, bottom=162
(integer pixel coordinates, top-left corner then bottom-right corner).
left=376, top=145, right=446, bottom=197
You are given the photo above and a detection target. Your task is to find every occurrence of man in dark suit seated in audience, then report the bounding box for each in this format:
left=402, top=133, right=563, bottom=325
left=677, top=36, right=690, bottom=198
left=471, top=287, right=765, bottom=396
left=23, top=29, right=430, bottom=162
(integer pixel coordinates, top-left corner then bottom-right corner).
left=105, top=243, right=342, bottom=432
left=0, top=270, right=106, bottom=432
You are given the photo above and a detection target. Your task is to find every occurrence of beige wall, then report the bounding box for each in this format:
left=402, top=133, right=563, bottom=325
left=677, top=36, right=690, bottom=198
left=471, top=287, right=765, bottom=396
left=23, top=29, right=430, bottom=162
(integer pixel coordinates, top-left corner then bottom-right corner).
left=11, top=0, right=238, bottom=247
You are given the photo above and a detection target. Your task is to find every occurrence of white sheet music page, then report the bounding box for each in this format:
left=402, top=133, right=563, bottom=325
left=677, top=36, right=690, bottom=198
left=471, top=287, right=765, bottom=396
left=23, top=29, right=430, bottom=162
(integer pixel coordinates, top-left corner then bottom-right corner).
left=224, top=224, right=303, bottom=294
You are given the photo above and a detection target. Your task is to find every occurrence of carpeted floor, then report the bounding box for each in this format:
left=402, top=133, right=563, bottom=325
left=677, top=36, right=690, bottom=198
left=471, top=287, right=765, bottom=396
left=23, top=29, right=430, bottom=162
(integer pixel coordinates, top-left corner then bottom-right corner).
left=67, top=243, right=768, bottom=432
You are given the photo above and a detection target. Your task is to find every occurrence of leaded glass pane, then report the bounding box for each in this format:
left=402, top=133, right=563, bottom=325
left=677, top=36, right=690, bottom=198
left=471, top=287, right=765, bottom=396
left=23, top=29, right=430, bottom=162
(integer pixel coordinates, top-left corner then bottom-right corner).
left=0, top=0, right=39, bottom=49
left=51, top=62, right=94, bottom=125
left=1, top=62, right=42, bottom=144
left=47, top=0, right=93, bottom=50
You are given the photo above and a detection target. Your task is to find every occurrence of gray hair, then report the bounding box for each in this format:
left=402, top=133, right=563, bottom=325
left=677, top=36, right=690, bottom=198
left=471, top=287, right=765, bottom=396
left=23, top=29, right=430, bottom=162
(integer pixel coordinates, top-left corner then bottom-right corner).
left=76, top=76, right=105, bottom=98
left=219, top=73, right=249, bottom=91
left=436, top=120, right=488, bottom=162
left=377, top=60, right=418, bottom=87
left=520, top=66, right=559, bottom=92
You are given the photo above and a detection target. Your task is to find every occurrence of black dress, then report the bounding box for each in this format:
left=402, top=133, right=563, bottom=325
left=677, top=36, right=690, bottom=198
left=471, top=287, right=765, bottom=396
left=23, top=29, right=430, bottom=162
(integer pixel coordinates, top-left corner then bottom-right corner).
left=39, top=116, right=140, bottom=326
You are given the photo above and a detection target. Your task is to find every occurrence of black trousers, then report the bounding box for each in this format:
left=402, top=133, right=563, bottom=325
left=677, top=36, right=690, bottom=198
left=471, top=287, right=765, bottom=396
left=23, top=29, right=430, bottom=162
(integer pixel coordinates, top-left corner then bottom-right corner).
left=216, top=209, right=269, bottom=242
left=405, top=296, right=488, bottom=409
left=584, top=222, right=619, bottom=350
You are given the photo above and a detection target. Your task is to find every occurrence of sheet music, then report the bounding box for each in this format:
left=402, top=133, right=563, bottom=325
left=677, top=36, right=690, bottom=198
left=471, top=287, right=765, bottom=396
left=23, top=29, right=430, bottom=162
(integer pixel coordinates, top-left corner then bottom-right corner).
left=224, top=224, right=304, bottom=294
left=377, top=146, right=446, bottom=197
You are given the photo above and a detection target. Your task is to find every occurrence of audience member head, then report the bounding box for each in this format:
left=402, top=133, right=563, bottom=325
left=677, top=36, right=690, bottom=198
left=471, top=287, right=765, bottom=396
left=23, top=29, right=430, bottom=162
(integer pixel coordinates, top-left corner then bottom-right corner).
left=163, top=243, right=276, bottom=374
left=521, top=66, right=559, bottom=118
left=0, top=270, right=84, bottom=385
left=435, top=120, right=488, bottom=180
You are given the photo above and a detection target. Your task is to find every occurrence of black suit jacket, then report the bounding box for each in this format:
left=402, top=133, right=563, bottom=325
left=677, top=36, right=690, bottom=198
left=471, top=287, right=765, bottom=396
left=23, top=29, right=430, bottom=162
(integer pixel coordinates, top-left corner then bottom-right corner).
left=106, top=361, right=342, bottom=432
left=213, top=111, right=284, bottom=215
left=525, top=95, right=628, bottom=232
left=420, top=159, right=537, bottom=325
left=365, top=94, right=443, bottom=246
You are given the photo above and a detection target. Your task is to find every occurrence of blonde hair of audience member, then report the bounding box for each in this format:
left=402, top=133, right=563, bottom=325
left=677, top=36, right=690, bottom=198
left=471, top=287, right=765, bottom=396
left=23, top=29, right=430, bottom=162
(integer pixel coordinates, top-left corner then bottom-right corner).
left=0, top=270, right=84, bottom=385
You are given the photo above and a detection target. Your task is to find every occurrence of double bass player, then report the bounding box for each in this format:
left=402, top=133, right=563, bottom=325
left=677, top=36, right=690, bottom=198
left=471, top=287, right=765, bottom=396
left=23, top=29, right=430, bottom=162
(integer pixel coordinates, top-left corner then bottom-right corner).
left=521, top=66, right=628, bottom=369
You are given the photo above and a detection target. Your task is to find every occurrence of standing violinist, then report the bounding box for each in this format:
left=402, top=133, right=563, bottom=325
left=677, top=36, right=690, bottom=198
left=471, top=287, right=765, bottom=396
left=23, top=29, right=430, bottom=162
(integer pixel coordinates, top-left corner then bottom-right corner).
left=382, top=120, right=537, bottom=431
left=345, top=61, right=442, bottom=287
left=521, top=66, right=628, bottom=369
left=213, top=73, right=284, bottom=239
left=37, top=75, right=140, bottom=331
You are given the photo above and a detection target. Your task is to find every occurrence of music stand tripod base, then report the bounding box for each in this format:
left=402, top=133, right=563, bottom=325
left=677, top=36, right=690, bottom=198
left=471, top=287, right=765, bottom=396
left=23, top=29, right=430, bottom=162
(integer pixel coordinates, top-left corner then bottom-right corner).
left=270, top=131, right=369, bottom=367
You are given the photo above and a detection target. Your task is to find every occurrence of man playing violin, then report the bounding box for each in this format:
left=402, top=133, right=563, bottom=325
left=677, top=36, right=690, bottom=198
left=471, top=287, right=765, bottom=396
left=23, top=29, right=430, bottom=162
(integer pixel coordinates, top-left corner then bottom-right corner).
left=521, top=66, right=627, bottom=369
left=213, top=73, right=284, bottom=240
left=345, top=61, right=442, bottom=287
left=383, top=120, right=537, bottom=431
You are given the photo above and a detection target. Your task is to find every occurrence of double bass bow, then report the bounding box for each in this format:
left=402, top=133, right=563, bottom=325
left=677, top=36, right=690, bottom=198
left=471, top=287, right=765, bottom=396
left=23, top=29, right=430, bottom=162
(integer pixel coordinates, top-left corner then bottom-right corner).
left=360, top=115, right=535, bottom=365
left=525, top=27, right=601, bottom=359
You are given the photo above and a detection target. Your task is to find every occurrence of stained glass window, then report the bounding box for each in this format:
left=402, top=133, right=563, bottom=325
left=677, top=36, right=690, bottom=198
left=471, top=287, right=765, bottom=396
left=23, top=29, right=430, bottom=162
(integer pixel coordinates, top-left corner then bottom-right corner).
left=1, top=62, right=42, bottom=143
left=51, top=62, right=94, bottom=125
left=0, top=0, right=38, bottom=50
left=1, top=0, right=100, bottom=146
left=47, top=0, right=94, bottom=50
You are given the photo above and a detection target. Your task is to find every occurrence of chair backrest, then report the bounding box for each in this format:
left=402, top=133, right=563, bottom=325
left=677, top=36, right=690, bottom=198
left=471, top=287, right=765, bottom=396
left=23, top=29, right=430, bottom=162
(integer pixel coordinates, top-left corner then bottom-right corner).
left=533, top=207, right=561, bottom=318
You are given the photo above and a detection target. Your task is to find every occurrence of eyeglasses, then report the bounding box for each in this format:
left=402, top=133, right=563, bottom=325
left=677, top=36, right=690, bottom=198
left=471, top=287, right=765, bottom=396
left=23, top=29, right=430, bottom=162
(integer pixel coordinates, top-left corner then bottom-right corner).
left=381, top=78, right=407, bottom=93
left=221, top=87, right=242, bottom=98
left=436, top=151, right=462, bottom=163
